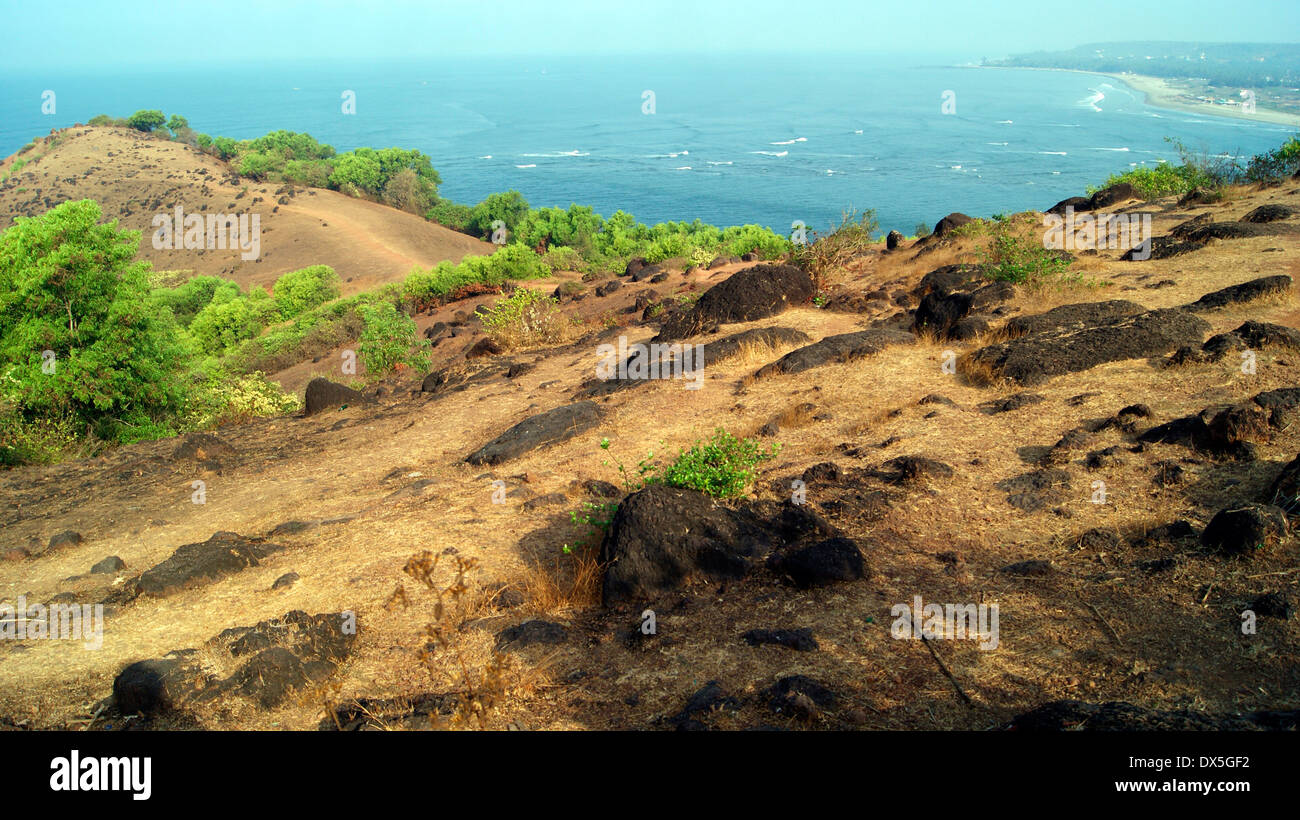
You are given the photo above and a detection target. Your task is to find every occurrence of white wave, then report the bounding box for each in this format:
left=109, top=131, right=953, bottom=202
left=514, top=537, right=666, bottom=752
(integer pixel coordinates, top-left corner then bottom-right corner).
left=514, top=163, right=536, bottom=169
left=1039, top=151, right=1067, bottom=156
left=1052, top=171, right=1061, bottom=175
left=987, top=141, right=1008, bottom=146
left=706, top=160, right=732, bottom=166
left=1092, top=147, right=1130, bottom=152
left=521, top=150, right=589, bottom=157
left=750, top=150, right=788, bottom=157
left=674, top=166, right=691, bottom=170
left=478, top=155, right=492, bottom=159
left=853, top=129, right=863, bottom=134
left=770, top=137, right=808, bottom=145
left=997, top=120, right=1013, bottom=124
left=951, top=165, right=962, bottom=170
left=1080, top=89, right=1105, bottom=112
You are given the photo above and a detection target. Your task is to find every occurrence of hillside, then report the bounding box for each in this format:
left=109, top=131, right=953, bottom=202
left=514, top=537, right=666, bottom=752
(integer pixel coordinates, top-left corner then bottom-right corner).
left=0, top=126, right=494, bottom=295
left=2, top=164, right=1300, bottom=732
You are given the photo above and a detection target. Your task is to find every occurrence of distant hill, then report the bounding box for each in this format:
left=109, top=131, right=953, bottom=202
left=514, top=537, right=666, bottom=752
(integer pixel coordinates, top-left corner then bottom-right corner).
left=986, top=41, right=1300, bottom=87
left=0, top=126, right=494, bottom=295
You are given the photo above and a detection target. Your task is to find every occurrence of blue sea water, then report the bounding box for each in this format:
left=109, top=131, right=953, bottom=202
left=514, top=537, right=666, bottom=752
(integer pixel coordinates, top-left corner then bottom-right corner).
left=1, top=54, right=1294, bottom=234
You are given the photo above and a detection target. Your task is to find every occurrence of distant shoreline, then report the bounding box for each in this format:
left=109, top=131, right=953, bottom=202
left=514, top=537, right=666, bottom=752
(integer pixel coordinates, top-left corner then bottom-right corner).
left=973, top=65, right=1300, bottom=128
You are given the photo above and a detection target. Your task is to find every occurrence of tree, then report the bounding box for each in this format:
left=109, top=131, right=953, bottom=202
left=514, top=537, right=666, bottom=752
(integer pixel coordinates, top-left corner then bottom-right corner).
left=272, top=265, right=341, bottom=318
left=0, top=200, right=188, bottom=443
left=468, top=190, right=530, bottom=240
left=166, top=114, right=189, bottom=134
left=381, top=168, right=437, bottom=215
left=127, top=109, right=167, bottom=132
left=238, top=152, right=273, bottom=180
left=328, top=151, right=382, bottom=195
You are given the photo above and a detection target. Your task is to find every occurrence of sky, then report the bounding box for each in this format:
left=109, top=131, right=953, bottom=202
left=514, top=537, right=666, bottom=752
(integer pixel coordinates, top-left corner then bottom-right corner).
left=2, top=0, right=1299, bottom=71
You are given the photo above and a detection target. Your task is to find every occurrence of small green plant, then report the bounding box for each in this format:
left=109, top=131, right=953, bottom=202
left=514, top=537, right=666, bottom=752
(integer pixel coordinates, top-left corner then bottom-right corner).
left=476, top=288, right=568, bottom=350
left=561, top=500, right=620, bottom=555
left=979, top=224, right=1074, bottom=285
left=790, top=207, right=879, bottom=290
left=653, top=428, right=778, bottom=499
left=600, top=436, right=657, bottom=493
left=357, top=301, right=430, bottom=379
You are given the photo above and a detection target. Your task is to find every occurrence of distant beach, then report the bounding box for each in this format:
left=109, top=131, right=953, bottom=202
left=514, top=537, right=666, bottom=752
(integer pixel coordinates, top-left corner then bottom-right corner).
left=975, top=64, right=1300, bottom=128
left=1100, top=72, right=1300, bottom=128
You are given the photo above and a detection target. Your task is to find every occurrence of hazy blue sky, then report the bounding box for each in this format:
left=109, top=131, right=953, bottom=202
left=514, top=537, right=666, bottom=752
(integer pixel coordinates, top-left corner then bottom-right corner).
left=3, top=0, right=1298, bottom=70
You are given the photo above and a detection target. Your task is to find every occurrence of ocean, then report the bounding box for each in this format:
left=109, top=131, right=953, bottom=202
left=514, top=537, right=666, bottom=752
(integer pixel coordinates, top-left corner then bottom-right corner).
left=2, top=53, right=1294, bottom=234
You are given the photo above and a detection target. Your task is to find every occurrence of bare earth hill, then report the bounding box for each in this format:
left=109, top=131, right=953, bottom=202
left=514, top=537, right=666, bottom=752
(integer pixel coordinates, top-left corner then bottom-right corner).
left=1, top=150, right=1299, bottom=731
left=0, top=126, right=493, bottom=295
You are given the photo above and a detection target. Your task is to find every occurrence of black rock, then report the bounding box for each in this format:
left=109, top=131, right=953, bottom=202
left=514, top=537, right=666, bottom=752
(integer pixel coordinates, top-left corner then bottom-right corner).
left=767, top=536, right=867, bottom=588
left=741, top=628, right=818, bottom=651
left=495, top=619, right=569, bottom=650
left=90, top=555, right=125, bottom=574
left=1202, top=504, right=1289, bottom=557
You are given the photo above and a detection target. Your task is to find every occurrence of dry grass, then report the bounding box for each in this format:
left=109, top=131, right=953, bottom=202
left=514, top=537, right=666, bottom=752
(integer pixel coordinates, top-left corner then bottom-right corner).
left=4, top=174, right=1300, bottom=731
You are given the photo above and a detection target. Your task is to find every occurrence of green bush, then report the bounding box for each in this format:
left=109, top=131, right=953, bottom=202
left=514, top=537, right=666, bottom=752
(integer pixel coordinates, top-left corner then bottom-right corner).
left=238, top=152, right=274, bottom=180
left=980, top=225, right=1074, bottom=285
left=188, top=295, right=264, bottom=353
left=0, top=199, right=189, bottom=446
left=650, top=428, right=778, bottom=499
left=1089, top=162, right=1210, bottom=199
left=184, top=368, right=300, bottom=429
left=357, top=302, right=429, bottom=379
left=273, top=264, right=341, bottom=318
left=476, top=288, right=569, bottom=351
left=1245, top=136, right=1300, bottom=182
left=126, top=110, right=166, bottom=133
left=541, top=245, right=584, bottom=272
left=468, top=190, right=531, bottom=239
left=486, top=242, right=550, bottom=281
left=151, top=275, right=238, bottom=327
left=426, top=200, right=473, bottom=232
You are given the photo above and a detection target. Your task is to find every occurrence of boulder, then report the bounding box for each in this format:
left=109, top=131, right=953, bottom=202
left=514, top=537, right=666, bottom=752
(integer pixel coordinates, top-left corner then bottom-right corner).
left=967, top=308, right=1210, bottom=386
left=136, top=532, right=284, bottom=598
left=1182, top=275, right=1292, bottom=312
left=654, top=263, right=814, bottom=340
left=304, top=378, right=364, bottom=416
left=465, top=401, right=603, bottom=465
left=754, top=329, right=915, bottom=379
left=599, top=484, right=778, bottom=605
left=1202, top=504, right=1289, bottom=557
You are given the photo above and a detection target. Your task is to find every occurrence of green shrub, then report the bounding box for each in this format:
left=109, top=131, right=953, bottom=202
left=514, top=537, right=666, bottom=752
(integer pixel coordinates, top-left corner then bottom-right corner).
left=1089, top=163, right=1210, bottom=199
left=0, top=199, right=189, bottom=445
left=426, top=200, right=473, bottom=231
left=151, top=275, right=237, bottom=326
left=476, top=288, right=568, bottom=350
left=357, top=302, right=429, bottom=379
left=541, top=245, right=584, bottom=272
left=184, top=369, right=301, bottom=428
left=486, top=242, right=550, bottom=280
left=650, top=428, right=778, bottom=499
left=188, top=295, right=264, bottom=353
left=1245, top=136, right=1300, bottom=182
left=238, top=152, right=274, bottom=180
left=980, top=224, right=1074, bottom=284
left=468, top=190, right=531, bottom=240
left=273, top=264, right=341, bottom=318
left=126, top=109, right=166, bottom=132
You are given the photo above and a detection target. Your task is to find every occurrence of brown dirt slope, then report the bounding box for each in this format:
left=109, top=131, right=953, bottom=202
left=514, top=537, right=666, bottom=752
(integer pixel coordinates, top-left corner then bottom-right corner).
left=1, top=174, right=1299, bottom=732
left=0, top=126, right=493, bottom=295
